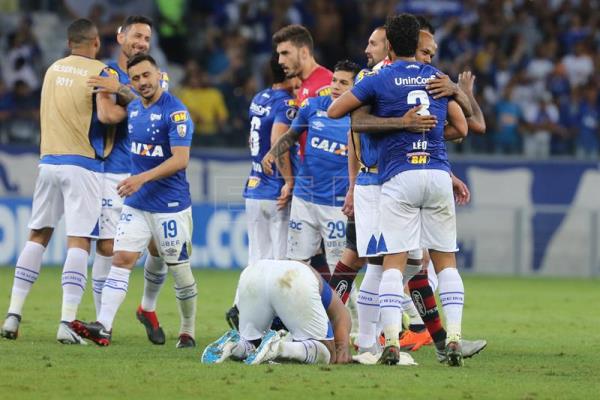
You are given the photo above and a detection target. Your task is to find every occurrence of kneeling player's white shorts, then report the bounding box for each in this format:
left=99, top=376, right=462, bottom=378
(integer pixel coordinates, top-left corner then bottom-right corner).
left=245, top=198, right=289, bottom=265
left=378, top=169, right=457, bottom=254
left=29, top=164, right=101, bottom=238
left=114, top=205, right=193, bottom=264
left=287, top=196, right=346, bottom=272
left=238, top=259, right=331, bottom=341
left=354, top=184, right=422, bottom=260
left=99, top=173, right=129, bottom=239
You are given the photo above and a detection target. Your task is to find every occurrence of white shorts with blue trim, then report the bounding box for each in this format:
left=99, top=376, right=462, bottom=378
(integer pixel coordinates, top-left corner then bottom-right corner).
left=99, top=172, right=129, bottom=239
left=245, top=198, right=289, bottom=265
left=28, top=164, right=101, bottom=238
left=114, top=205, right=193, bottom=264
left=237, top=259, right=331, bottom=341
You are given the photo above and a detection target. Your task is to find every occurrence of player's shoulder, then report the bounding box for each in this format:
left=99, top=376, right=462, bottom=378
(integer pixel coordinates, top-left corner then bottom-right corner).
left=161, top=92, right=190, bottom=122
left=314, top=65, right=333, bottom=80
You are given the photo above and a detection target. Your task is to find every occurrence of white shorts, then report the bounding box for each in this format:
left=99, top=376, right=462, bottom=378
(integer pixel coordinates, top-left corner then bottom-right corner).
left=355, top=184, right=422, bottom=260
left=245, top=199, right=289, bottom=265
left=238, top=259, right=330, bottom=341
left=99, top=173, right=129, bottom=239
left=379, top=169, right=457, bottom=254
left=286, top=196, right=346, bottom=272
left=28, top=164, right=101, bottom=238
left=114, top=205, right=193, bottom=264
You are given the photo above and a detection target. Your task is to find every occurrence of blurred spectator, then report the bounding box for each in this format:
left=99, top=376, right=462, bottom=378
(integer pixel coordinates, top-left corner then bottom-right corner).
left=0, top=79, right=12, bottom=142
left=574, top=85, right=600, bottom=160
left=4, top=80, right=40, bottom=144
left=2, top=15, right=41, bottom=91
left=522, top=92, right=563, bottom=159
left=562, top=41, right=594, bottom=88
left=156, top=0, right=188, bottom=64
left=177, top=61, right=229, bottom=146
left=494, top=85, right=523, bottom=154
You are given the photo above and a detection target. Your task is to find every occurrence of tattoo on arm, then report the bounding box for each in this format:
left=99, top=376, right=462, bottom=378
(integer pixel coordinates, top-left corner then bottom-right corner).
left=271, top=128, right=301, bottom=165
left=117, top=84, right=137, bottom=105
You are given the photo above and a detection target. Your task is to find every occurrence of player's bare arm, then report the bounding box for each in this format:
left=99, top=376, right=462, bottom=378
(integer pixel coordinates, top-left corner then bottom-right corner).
left=117, top=146, right=190, bottom=197
left=261, top=126, right=301, bottom=175
left=458, top=71, right=486, bottom=134
left=351, top=104, right=438, bottom=133
left=88, top=75, right=137, bottom=105
left=96, top=92, right=127, bottom=124
left=451, top=173, right=471, bottom=206
left=342, top=130, right=359, bottom=217
left=327, top=90, right=362, bottom=119
left=325, top=286, right=352, bottom=364
left=426, top=72, right=473, bottom=118
left=443, top=100, right=468, bottom=141
left=271, top=122, right=295, bottom=210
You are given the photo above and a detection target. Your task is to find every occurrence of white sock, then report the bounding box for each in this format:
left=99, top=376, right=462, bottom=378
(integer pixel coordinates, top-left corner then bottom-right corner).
left=403, top=263, right=421, bottom=286
left=438, top=267, right=464, bottom=339
left=98, top=267, right=131, bottom=330
left=61, top=247, right=89, bottom=322
left=8, top=241, right=45, bottom=316
left=428, top=260, right=438, bottom=292
left=357, top=263, right=382, bottom=350
left=170, top=263, right=197, bottom=337
left=379, top=268, right=403, bottom=346
left=279, top=340, right=330, bottom=364
left=141, top=255, right=167, bottom=312
left=401, top=295, right=425, bottom=326
left=91, top=253, right=112, bottom=318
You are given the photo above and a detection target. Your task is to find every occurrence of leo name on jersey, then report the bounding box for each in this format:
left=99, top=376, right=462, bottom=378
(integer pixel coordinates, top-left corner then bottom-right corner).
left=243, top=88, right=298, bottom=201
left=126, top=91, right=194, bottom=213
left=291, top=95, right=349, bottom=207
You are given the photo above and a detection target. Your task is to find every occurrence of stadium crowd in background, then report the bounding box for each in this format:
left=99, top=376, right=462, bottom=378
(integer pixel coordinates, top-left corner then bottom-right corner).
left=0, top=0, right=600, bottom=156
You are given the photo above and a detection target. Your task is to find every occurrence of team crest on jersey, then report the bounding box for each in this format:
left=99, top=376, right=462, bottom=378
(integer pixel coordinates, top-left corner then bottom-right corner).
left=286, top=108, right=297, bottom=120
left=150, top=113, right=162, bottom=121
left=177, top=124, right=187, bottom=137
left=407, top=151, right=430, bottom=165
left=170, top=110, right=188, bottom=123
left=247, top=176, right=260, bottom=188
left=131, top=141, right=164, bottom=157
left=129, top=110, right=139, bottom=118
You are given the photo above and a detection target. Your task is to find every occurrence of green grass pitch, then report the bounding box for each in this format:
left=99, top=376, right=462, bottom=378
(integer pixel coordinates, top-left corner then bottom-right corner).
left=0, top=267, right=599, bottom=400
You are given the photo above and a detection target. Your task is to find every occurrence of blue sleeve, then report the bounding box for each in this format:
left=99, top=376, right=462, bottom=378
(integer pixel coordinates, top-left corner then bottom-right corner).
left=290, top=99, right=311, bottom=132
left=273, top=99, right=297, bottom=125
left=320, top=277, right=333, bottom=309
left=351, top=73, right=377, bottom=104
left=167, top=106, right=194, bottom=146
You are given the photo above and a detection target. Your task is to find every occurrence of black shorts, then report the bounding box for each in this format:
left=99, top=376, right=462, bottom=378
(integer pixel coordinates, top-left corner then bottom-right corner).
left=345, top=216, right=357, bottom=252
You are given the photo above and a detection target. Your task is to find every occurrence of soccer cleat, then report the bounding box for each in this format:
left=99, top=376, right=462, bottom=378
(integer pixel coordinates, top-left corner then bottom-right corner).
left=445, top=335, right=463, bottom=367
left=400, top=329, right=433, bottom=351
left=73, top=321, right=111, bottom=346
left=136, top=306, right=165, bottom=345
left=225, top=305, right=239, bottom=330
left=244, top=330, right=282, bottom=365
left=201, top=330, right=241, bottom=364
left=57, top=321, right=87, bottom=345
left=353, top=350, right=383, bottom=365
left=436, top=339, right=487, bottom=363
left=176, top=334, right=196, bottom=348
left=1, top=313, right=21, bottom=340
left=378, top=345, right=400, bottom=365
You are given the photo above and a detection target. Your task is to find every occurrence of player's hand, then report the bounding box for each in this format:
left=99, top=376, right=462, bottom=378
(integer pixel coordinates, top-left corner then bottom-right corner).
left=426, top=72, right=458, bottom=99
left=334, top=344, right=352, bottom=364
left=402, top=106, right=438, bottom=132
left=261, top=152, right=276, bottom=175
left=277, top=182, right=293, bottom=210
left=342, top=188, right=354, bottom=217
left=451, top=174, right=471, bottom=206
left=88, top=75, right=121, bottom=94
left=458, top=71, right=475, bottom=95
left=117, top=175, right=146, bottom=197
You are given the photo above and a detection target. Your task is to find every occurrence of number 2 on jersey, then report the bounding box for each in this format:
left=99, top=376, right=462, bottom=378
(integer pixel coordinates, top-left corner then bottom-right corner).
left=249, top=116, right=261, bottom=156
left=407, top=90, right=430, bottom=116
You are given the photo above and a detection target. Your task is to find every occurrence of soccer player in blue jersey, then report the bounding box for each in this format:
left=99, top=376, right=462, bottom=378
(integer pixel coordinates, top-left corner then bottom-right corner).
left=262, top=60, right=362, bottom=277
left=88, top=16, right=179, bottom=346
left=243, top=55, right=299, bottom=264
left=328, top=14, right=468, bottom=366
left=75, top=54, right=196, bottom=347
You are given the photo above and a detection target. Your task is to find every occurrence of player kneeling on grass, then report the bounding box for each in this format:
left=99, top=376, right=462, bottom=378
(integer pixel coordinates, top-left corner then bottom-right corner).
left=73, top=53, right=197, bottom=347
left=202, top=259, right=351, bottom=365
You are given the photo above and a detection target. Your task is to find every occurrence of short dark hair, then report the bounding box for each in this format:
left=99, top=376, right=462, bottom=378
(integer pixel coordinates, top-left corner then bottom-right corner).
left=272, top=24, right=314, bottom=53
left=416, top=15, right=435, bottom=34
left=334, top=59, right=361, bottom=78
left=127, top=53, right=157, bottom=70
left=120, top=15, right=153, bottom=33
left=385, top=14, right=420, bottom=57
left=270, top=53, right=286, bottom=84
left=67, top=18, right=97, bottom=44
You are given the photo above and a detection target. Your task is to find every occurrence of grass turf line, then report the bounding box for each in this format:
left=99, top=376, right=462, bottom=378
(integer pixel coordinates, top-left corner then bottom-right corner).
left=0, top=268, right=599, bottom=400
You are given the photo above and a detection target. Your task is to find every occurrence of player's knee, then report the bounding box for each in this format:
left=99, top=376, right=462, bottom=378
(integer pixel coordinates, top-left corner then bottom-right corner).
left=96, top=239, right=114, bottom=257
left=67, top=236, right=91, bottom=253
left=28, top=227, right=53, bottom=247
left=112, top=251, right=138, bottom=269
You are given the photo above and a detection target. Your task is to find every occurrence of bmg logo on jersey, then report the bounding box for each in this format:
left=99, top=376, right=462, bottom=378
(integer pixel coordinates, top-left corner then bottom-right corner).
left=131, top=141, right=164, bottom=157
left=289, top=219, right=303, bottom=231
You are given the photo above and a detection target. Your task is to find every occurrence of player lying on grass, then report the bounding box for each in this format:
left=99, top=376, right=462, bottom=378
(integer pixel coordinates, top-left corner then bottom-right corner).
left=202, top=259, right=352, bottom=365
